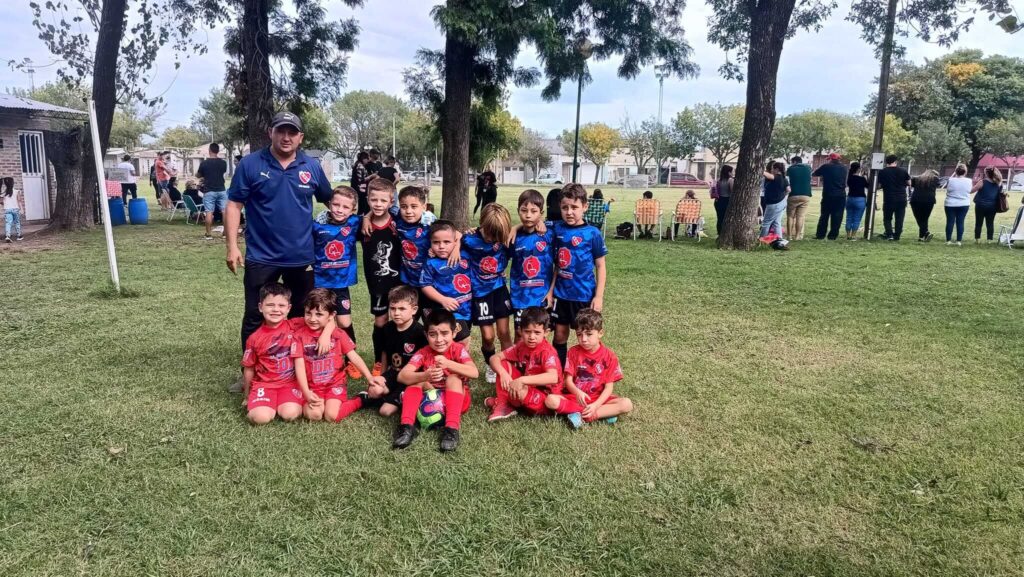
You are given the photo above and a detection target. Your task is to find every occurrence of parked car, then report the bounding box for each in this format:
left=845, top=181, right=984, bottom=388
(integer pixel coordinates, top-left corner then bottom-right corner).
left=535, top=173, right=562, bottom=185
left=668, top=172, right=710, bottom=188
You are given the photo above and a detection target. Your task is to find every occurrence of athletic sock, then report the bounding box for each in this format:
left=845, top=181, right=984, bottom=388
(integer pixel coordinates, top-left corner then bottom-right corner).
left=400, top=387, right=423, bottom=425
left=481, top=347, right=495, bottom=367
left=556, top=396, right=576, bottom=415
left=371, top=324, right=385, bottom=365
left=335, top=397, right=363, bottom=422
left=554, top=341, right=568, bottom=368
left=343, top=324, right=357, bottom=345
left=444, top=390, right=465, bottom=429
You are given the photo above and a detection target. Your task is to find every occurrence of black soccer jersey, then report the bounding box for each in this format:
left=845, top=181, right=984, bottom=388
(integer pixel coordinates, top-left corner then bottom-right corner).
left=361, top=216, right=402, bottom=294
left=380, top=321, right=428, bottom=372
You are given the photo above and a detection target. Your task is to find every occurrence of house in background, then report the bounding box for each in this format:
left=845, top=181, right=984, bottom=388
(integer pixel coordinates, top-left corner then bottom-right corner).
left=0, top=94, right=87, bottom=223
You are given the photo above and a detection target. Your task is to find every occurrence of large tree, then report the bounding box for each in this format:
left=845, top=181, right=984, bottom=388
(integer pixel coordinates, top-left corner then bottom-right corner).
left=395, top=110, right=442, bottom=171
left=518, top=129, right=552, bottom=181
left=426, top=0, right=697, bottom=227
left=328, top=91, right=410, bottom=159
left=673, top=103, right=745, bottom=169
left=979, top=116, right=1024, bottom=184
left=558, top=123, right=620, bottom=184
left=914, top=119, right=970, bottom=167
left=770, top=110, right=859, bottom=158
left=620, top=116, right=656, bottom=173
left=844, top=114, right=919, bottom=163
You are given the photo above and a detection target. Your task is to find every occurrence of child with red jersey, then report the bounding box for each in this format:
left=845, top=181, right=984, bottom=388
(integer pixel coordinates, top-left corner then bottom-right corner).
left=362, top=179, right=402, bottom=376
left=313, top=186, right=363, bottom=378
left=393, top=310, right=479, bottom=452
left=484, top=307, right=562, bottom=422
left=242, top=283, right=306, bottom=425
left=289, top=289, right=386, bottom=422
left=544, top=308, right=632, bottom=428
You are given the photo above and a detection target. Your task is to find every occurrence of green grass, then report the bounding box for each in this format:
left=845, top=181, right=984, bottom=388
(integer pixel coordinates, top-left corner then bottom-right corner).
left=2, top=184, right=1023, bottom=576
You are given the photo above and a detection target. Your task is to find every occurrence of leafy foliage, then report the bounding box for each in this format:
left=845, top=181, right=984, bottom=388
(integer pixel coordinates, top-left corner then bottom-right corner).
left=847, top=0, right=1012, bottom=58
left=844, top=114, right=919, bottom=162
left=673, top=103, right=745, bottom=165
left=470, top=105, right=523, bottom=171
left=328, top=91, right=411, bottom=158
left=558, top=123, right=620, bottom=184
left=517, top=129, right=553, bottom=181
left=620, top=116, right=655, bottom=172
left=191, top=88, right=245, bottom=155
left=979, top=116, right=1024, bottom=165
left=770, top=110, right=860, bottom=157
left=395, top=110, right=441, bottom=170
left=915, top=120, right=971, bottom=165
left=159, top=125, right=205, bottom=151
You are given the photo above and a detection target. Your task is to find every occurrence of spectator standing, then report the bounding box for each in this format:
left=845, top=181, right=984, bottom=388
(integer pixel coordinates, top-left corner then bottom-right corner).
left=785, top=156, right=812, bottom=240
left=2, top=176, right=24, bottom=242
left=812, top=153, right=848, bottom=240
left=225, top=111, right=333, bottom=391
left=760, top=161, right=789, bottom=240
left=876, top=155, right=911, bottom=241
left=909, top=169, right=939, bottom=242
left=117, top=154, right=137, bottom=204
left=972, top=166, right=1003, bottom=243
left=845, top=162, right=868, bottom=240
left=944, top=164, right=972, bottom=245
left=377, top=156, right=400, bottom=184
left=546, top=187, right=563, bottom=222
left=350, top=151, right=370, bottom=214
left=196, top=142, right=229, bottom=240
left=155, top=151, right=176, bottom=203
left=474, top=170, right=497, bottom=215
left=713, top=165, right=733, bottom=236
left=367, top=149, right=383, bottom=176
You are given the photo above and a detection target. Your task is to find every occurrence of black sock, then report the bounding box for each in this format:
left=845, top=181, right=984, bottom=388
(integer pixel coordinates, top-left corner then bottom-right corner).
left=554, top=341, right=568, bottom=368
left=372, top=324, right=384, bottom=366
left=343, top=324, right=356, bottom=345
left=482, top=347, right=495, bottom=367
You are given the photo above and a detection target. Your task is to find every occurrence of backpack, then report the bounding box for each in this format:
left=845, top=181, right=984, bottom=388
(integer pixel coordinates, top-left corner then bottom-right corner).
left=614, top=222, right=633, bottom=239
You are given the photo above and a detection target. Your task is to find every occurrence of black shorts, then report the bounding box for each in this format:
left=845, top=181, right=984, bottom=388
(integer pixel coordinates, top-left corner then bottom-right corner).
left=454, top=319, right=472, bottom=342
left=369, top=287, right=392, bottom=317
left=550, top=297, right=589, bottom=328
left=329, top=287, right=352, bottom=316
left=380, top=369, right=406, bottom=407
left=472, top=286, right=512, bottom=326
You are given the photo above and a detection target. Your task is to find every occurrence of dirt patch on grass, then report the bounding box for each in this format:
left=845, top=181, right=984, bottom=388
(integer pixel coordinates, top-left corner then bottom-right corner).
left=0, top=229, right=69, bottom=254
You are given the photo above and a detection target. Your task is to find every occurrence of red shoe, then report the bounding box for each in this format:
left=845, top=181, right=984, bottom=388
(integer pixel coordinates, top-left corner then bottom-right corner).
left=484, top=396, right=496, bottom=409
left=371, top=362, right=383, bottom=377
left=346, top=363, right=362, bottom=379
left=487, top=403, right=517, bottom=422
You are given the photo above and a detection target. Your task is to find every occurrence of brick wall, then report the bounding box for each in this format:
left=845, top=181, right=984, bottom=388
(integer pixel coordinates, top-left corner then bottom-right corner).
left=0, top=126, right=24, bottom=195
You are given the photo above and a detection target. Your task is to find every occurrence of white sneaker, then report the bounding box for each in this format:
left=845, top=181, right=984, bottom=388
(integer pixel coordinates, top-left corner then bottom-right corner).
left=946, top=241, right=952, bottom=245
left=485, top=367, right=497, bottom=384
left=956, top=241, right=962, bottom=247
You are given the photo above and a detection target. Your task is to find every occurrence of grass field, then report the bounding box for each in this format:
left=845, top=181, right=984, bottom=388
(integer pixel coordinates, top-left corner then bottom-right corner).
left=2, top=183, right=1023, bottom=576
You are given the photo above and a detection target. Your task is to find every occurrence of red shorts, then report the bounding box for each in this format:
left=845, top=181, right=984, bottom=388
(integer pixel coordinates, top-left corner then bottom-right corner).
left=511, top=386, right=550, bottom=415
left=313, top=383, right=348, bottom=402
left=247, top=385, right=306, bottom=411
left=557, top=394, right=619, bottom=420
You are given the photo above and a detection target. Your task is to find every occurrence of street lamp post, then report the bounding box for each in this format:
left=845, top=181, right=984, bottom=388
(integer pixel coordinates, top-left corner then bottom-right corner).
left=571, top=37, right=593, bottom=184
left=654, top=64, right=669, bottom=185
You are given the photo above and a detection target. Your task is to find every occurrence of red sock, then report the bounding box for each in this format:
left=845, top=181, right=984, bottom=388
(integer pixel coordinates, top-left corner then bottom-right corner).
left=334, top=397, right=363, bottom=423
left=400, top=387, right=423, bottom=425
left=495, top=382, right=511, bottom=407
left=556, top=396, right=578, bottom=415
left=444, top=389, right=464, bottom=429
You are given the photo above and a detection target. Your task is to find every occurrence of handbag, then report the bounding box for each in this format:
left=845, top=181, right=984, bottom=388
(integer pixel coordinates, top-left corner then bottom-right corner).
left=996, top=185, right=1009, bottom=213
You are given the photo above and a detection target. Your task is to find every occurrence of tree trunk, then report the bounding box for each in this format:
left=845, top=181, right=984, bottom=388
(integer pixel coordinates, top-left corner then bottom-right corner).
left=718, top=0, right=796, bottom=250
left=439, top=25, right=474, bottom=229
left=966, top=146, right=983, bottom=176
left=242, top=0, right=273, bottom=150
left=43, top=127, right=93, bottom=231
left=91, top=0, right=127, bottom=154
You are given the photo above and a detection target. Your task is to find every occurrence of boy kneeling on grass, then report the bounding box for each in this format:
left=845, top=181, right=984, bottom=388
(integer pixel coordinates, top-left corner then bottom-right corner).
left=544, top=308, right=633, bottom=428
left=485, top=306, right=562, bottom=422
left=242, top=283, right=306, bottom=425
left=393, top=310, right=479, bottom=452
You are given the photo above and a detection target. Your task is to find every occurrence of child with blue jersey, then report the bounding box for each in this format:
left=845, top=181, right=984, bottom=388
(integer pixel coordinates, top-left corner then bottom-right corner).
left=313, top=186, right=363, bottom=377
left=549, top=183, right=607, bottom=367
left=459, top=203, right=514, bottom=384
left=419, top=220, right=473, bottom=344
left=509, top=189, right=555, bottom=335
left=392, top=186, right=432, bottom=313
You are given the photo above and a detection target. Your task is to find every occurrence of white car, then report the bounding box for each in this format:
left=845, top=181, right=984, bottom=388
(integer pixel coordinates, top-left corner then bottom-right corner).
left=535, top=173, right=562, bottom=185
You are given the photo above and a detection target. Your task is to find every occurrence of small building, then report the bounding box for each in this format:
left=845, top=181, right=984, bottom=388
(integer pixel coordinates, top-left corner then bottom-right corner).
left=0, top=94, right=87, bottom=222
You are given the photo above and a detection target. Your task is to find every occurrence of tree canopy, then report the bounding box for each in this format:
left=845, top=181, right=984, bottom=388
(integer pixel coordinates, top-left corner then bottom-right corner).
left=558, top=123, right=620, bottom=184
left=673, top=103, right=745, bottom=166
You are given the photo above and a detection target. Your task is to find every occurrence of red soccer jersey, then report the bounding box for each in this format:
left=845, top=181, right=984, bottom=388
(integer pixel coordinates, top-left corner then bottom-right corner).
left=241, top=322, right=302, bottom=389
left=288, top=318, right=356, bottom=389
left=502, top=340, right=563, bottom=393
left=407, top=341, right=474, bottom=383
left=565, top=343, right=623, bottom=397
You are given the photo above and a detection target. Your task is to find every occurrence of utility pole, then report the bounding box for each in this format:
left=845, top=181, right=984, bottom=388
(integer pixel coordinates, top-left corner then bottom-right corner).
left=865, top=0, right=898, bottom=240
left=654, top=65, right=669, bottom=185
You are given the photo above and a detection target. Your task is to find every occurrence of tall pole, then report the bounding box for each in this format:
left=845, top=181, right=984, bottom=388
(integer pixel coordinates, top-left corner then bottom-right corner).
left=392, top=116, right=396, bottom=156
left=655, top=72, right=666, bottom=185
left=865, top=0, right=899, bottom=240
left=571, top=73, right=584, bottom=183
left=88, top=99, right=121, bottom=291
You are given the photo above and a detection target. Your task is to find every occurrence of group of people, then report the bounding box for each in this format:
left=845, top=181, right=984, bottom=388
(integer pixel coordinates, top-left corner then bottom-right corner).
left=349, top=148, right=402, bottom=214
left=225, top=111, right=631, bottom=453
left=709, top=154, right=1012, bottom=246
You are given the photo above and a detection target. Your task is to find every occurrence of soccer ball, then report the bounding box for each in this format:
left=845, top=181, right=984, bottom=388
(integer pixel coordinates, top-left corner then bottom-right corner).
left=417, top=388, right=445, bottom=430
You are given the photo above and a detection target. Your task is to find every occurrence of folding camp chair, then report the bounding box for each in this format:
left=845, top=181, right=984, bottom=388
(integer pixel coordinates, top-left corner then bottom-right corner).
left=167, top=198, right=187, bottom=221
left=670, top=198, right=705, bottom=241
left=633, top=198, right=663, bottom=241
left=182, top=195, right=206, bottom=225
left=583, top=202, right=608, bottom=237
left=998, top=204, right=1024, bottom=248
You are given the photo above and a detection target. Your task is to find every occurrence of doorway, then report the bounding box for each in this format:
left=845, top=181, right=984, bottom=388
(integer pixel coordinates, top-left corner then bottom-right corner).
left=19, top=131, right=49, bottom=220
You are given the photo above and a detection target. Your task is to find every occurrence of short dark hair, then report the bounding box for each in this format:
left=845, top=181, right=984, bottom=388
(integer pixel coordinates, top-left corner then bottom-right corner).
left=357, top=151, right=369, bottom=162
left=429, top=219, right=457, bottom=239
left=519, top=307, right=550, bottom=331
left=850, top=161, right=861, bottom=175
left=561, top=183, right=587, bottom=205
left=209, top=142, right=220, bottom=154
left=425, top=309, right=458, bottom=332
left=388, top=285, right=419, bottom=307
left=885, top=154, right=898, bottom=164
left=367, top=177, right=396, bottom=197
left=574, top=308, right=604, bottom=332
left=592, top=189, right=604, bottom=200
left=259, top=282, right=292, bottom=303
left=385, top=156, right=396, bottom=164
left=772, top=161, right=786, bottom=173
left=518, top=189, right=544, bottom=210
left=642, top=190, right=653, bottom=199
left=791, top=156, right=802, bottom=164
left=369, top=148, right=381, bottom=158
left=304, top=287, right=337, bottom=314
left=122, top=154, right=131, bottom=162
left=426, top=203, right=435, bottom=212
left=398, top=185, right=427, bottom=203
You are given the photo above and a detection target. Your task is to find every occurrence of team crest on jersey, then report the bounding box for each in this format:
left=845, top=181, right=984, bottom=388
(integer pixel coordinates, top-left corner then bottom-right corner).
left=492, top=242, right=501, bottom=251
left=594, top=362, right=604, bottom=374
left=341, top=226, right=352, bottom=236
left=402, top=240, right=418, bottom=260
left=291, top=388, right=302, bottom=398
left=404, top=343, right=416, bottom=353
left=415, top=228, right=424, bottom=238
left=558, top=247, right=572, bottom=268
left=480, top=256, right=499, bottom=274
left=342, top=299, right=351, bottom=310
left=571, top=236, right=582, bottom=247
left=535, top=240, right=547, bottom=251
left=453, top=273, right=472, bottom=294
left=459, top=258, right=469, bottom=269
left=331, top=386, right=344, bottom=396
left=523, top=256, right=540, bottom=279
left=298, top=171, right=312, bottom=184
left=325, top=240, right=345, bottom=261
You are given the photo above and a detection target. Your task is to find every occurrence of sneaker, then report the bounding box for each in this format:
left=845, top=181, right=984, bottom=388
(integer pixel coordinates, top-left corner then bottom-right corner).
left=15, top=235, right=23, bottom=241
left=603, top=416, right=618, bottom=424
left=228, top=375, right=245, bottom=393
left=439, top=426, right=460, bottom=452
left=946, top=241, right=953, bottom=245
left=392, top=424, right=417, bottom=449
left=346, top=363, right=362, bottom=379
left=924, top=232, right=933, bottom=242
left=566, top=412, right=584, bottom=429
left=3, top=237, right=10, bottom=243
left=484, top=396, right=497, bottom=409
left=485, top=367, right=497, bottom=384
left=956, top=241, right=962, bottom=247
left=487, top=403, right=517, bottom=422
left=371, top=362, right=383, bottom=377
left=203, top=234, right=214, bottom=240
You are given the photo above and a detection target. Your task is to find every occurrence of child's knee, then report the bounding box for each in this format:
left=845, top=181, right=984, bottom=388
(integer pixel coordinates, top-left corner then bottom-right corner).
left=305, top=406, right=324, bottom=421
left=619, top=398, right=634, bottom=414
left=248, top=408, right=276, bottom=425
left=445, top=375, right=463, bottom=392
left=544, top=395, right=562, bottom=410
left=379, top=403, right=398, bottom=417
left=277, top=403, right=303, bottom=421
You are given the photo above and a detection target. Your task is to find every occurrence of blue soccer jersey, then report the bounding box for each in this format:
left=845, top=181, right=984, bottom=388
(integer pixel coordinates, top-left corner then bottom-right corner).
left=313, top=214, right=361, bottom=289
left=460, top=231, right=509, bottom=297
left=510, top=228, right=554, bottom=310
left=552, top=221, right=607, bottom=302
left=420, top=256, right=473, bottom=321
left=392, top=209, right=431, bottom=287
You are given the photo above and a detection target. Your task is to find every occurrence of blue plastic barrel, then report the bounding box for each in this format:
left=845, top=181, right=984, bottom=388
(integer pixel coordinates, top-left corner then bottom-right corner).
left=108, top=198, right=127, bottom=226
left=128, top=198, right=149, bottom=225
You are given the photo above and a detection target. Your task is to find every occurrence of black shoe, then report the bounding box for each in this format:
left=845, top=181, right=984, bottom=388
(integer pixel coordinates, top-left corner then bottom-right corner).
left=392, top=424, right=417, bottom=449
left=439, top=426, right=460, bottom=452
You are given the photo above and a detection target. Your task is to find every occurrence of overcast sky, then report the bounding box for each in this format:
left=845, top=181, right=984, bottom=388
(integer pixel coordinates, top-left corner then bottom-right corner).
left=1, top=1, right=1021, bottom=139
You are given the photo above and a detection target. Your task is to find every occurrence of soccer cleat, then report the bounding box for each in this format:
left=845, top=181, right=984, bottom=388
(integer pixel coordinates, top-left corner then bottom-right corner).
left=439, top=427, right=460, bottom=452
left=346, top=363, right=362, bottom=379
left=485, top=367, right=497, bottom=384
left=483, top=396, right=497, bottom=409
left=566, top=412, right=584, bottom=429
left=487, top=403, right=517, bottom=422
left=603, top=416, right=618, bottom=424
left=392, top=424, right=417, bottom=449
left=371, top=362, right=383, bottom=377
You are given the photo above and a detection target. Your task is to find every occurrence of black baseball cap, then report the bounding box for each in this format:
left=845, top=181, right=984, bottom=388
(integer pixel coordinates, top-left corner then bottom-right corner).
left=270, top=111, right=303, bottom=131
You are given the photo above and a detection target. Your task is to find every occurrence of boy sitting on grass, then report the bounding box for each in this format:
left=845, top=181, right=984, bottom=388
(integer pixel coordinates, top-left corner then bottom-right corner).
left=544, top=308, right=633, bottom=428
left=289, top=288, right=385, bottom=422
left=394, top=310, right=479, bottom=452
left=241, top=283, right=306, bottom=425
left=485, top=306, right=562, bottom=422
left=363, top=285, right=428, bottom=418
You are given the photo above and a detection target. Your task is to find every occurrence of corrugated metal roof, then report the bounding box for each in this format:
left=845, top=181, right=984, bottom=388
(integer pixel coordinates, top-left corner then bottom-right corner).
left=0, top=94, right=88, bottom=116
